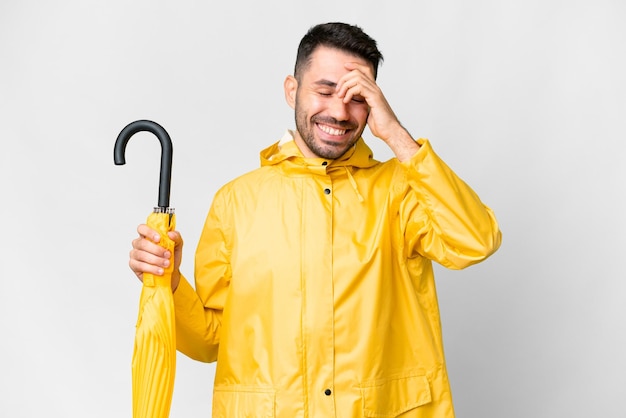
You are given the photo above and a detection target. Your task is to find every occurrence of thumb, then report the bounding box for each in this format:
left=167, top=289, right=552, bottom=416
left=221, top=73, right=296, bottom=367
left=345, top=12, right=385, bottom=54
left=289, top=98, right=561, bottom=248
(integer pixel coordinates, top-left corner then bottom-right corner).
left=167, top=230, right=183, bottom=246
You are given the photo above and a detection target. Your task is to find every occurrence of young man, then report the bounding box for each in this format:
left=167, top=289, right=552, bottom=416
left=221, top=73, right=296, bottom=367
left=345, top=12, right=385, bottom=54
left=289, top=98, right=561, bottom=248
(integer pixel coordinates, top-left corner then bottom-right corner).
left=130, top=22, right=501, bottom=417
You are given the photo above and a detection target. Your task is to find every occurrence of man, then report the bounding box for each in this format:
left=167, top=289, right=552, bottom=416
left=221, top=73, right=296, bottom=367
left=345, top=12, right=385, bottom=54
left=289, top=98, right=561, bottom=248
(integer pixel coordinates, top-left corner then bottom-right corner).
left=129, top=22, right=501, bottom=417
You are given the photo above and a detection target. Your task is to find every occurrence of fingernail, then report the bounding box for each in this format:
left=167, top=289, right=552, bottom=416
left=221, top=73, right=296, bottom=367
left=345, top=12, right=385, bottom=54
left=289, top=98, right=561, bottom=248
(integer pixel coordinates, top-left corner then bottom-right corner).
left=153, top=234, right=160, bottom=242
left=163, top=259, right=170, bottom=267
left=164, top=251, right=171, bottom=258
left=157, top=268, right=164, bottom=275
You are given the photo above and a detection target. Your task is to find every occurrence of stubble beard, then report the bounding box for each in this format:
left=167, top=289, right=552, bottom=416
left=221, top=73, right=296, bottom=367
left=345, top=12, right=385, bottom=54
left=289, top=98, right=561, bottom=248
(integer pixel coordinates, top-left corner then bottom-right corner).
left=294, top=106, right=362, bottom=160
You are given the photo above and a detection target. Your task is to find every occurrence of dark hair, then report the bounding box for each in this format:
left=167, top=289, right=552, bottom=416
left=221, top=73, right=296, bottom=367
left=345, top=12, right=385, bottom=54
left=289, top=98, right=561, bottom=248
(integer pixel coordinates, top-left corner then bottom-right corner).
left=294, top=22, right=384, bottom=81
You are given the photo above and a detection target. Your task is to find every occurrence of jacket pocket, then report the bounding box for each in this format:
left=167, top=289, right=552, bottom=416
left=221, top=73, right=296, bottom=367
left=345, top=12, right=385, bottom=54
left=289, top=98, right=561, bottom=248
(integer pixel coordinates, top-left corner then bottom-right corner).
left=212, top=385, right=275, bottom=418
left=360, top=373, right=432, bottom=417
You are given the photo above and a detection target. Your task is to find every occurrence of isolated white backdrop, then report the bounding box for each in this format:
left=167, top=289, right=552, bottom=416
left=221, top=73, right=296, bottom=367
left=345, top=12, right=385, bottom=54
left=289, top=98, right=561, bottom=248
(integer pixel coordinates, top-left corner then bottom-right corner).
left=1, top=1, right=624, bottom=417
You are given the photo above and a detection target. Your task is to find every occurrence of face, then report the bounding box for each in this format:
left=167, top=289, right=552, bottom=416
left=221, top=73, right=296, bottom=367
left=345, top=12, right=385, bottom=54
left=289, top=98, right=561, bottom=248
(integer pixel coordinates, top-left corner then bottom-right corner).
left=285, top=46, right=371, bottom=159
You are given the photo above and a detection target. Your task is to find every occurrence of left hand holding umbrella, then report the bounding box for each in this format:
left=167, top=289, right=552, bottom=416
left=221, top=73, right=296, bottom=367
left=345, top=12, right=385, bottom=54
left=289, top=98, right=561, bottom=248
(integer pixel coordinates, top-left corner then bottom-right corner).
left=131, top=224, right=182, bottom=292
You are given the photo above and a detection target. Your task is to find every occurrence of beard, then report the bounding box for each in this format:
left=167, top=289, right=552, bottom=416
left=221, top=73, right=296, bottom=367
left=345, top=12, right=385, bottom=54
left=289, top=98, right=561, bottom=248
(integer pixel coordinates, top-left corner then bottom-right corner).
left=294, top=103, right=364, bottom=160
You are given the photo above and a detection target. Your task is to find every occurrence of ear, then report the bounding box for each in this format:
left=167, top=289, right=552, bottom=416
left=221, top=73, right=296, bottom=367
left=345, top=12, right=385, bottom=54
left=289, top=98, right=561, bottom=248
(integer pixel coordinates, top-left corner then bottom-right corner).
left=284, top=75, right=298, bottom=109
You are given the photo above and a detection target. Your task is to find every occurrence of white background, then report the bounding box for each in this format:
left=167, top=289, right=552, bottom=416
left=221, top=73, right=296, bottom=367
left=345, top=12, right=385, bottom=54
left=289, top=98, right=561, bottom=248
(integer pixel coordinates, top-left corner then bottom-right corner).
left=1, top=1, right=624, bottom=417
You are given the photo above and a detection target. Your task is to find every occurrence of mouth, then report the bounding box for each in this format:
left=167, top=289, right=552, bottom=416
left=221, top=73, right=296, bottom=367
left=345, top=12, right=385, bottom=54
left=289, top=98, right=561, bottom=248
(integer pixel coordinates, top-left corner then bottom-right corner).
left=316, top=123, right=349, bottom=137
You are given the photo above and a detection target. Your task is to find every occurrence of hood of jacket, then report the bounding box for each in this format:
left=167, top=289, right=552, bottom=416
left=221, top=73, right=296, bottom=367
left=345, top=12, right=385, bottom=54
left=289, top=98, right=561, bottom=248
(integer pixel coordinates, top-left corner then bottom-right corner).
left=260, top=130, right=380, bottom=175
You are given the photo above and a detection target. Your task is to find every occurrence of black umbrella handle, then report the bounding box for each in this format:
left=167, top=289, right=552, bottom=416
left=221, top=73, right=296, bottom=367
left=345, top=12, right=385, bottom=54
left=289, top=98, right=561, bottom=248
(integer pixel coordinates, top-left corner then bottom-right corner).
left=114, top=120, right=173, bottom=209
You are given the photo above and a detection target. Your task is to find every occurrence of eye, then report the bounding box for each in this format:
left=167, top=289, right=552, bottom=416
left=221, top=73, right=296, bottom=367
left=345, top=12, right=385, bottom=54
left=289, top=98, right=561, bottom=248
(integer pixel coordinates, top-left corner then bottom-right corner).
left=318, top=91, right=333, bottom=97
left=351, top=96, right=366, bottom=103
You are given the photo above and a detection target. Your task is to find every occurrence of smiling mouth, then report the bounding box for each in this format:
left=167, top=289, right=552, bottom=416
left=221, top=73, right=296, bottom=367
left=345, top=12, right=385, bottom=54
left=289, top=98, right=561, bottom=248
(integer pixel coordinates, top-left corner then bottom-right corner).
left=317, top=123, right=347, bottom=136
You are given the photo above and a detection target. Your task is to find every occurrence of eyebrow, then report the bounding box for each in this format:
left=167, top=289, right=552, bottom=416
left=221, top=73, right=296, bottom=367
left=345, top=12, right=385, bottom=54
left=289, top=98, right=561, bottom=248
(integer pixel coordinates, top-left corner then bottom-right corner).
left=314, top=79, right=337, bottom=88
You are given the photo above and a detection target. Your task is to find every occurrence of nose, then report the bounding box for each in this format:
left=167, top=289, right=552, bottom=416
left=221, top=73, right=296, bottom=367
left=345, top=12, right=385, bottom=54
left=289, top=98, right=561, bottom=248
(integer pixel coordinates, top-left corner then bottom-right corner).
left=328, top=95, right=350, bottom=121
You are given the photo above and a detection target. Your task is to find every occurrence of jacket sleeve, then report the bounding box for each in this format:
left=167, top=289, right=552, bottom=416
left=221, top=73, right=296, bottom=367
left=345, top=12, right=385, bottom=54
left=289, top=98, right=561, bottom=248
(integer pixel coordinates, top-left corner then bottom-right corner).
left=399, top=139, right=502, bottom=269
left=173, top=188, right=232, bottom=362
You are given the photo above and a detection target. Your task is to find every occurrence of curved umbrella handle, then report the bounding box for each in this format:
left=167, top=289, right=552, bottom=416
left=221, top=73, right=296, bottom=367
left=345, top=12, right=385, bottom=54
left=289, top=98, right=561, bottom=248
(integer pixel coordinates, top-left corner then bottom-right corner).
left=114, top=120, right=173, bottom=209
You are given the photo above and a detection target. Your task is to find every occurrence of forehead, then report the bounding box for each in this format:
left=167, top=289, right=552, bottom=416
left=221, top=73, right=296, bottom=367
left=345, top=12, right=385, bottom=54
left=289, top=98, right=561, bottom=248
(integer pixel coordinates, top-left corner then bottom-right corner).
left=301, top=45, right=370, bottom=82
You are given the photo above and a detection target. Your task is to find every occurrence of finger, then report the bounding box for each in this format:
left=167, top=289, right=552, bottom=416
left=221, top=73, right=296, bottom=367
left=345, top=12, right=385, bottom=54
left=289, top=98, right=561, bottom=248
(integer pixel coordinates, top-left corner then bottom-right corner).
left=337, top=73, right=376, bottom=102
left=337, top=78, right=360, bottom=101
left=130, top=246, right=170, bottom=270
left=344, top=61, right=375, bottom=78
left=137, top=224, right=161, bottom=243
left=341, top=85, right=359, bottom=103
left=129, top=257, right=166, bottom=277
left=336, top=72, right=360, bottom=97
left=338, top=64, right=374, bottom=92
left=340, top=81, right=371, bottom=105
left=132, top=236, right=171, bottom=259
left=167, top=230, right=183, bottom=246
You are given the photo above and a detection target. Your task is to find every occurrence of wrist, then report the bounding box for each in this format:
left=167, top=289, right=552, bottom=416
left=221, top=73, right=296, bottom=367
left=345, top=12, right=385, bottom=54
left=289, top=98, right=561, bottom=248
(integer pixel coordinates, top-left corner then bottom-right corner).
left=385, top=126, right=419, bottom=162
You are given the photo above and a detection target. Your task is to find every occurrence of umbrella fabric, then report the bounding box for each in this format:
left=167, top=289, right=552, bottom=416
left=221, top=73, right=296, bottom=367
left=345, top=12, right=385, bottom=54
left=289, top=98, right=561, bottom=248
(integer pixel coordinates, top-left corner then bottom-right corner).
left=132, top=210, right=176, bottom=418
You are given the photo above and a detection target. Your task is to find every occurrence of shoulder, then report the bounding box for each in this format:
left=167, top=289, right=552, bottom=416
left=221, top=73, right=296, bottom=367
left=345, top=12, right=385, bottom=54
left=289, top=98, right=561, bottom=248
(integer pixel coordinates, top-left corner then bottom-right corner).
left=212, top=166, right=276, bottom=205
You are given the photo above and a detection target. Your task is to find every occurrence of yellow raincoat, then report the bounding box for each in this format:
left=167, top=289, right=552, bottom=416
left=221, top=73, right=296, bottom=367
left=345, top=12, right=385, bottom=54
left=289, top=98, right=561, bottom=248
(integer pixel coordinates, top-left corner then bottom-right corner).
left=173, top=132, right=501, bottom=417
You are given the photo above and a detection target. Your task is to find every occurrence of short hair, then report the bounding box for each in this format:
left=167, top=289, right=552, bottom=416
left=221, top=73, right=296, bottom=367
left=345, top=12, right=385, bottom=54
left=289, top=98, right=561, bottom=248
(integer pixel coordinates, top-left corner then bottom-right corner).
left=294, top=22, right=384, bottom=81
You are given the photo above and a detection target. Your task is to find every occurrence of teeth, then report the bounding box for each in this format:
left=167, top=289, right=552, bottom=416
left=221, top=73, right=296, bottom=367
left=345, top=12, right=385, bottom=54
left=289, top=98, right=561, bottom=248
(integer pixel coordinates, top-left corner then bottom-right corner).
left=318, top=124, right=346, bottom=136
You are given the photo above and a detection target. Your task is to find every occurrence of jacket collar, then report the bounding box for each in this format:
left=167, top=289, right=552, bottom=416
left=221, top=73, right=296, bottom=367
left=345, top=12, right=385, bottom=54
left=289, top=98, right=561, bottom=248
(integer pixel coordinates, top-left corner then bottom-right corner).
left=260, top=130, right=379, bottom=173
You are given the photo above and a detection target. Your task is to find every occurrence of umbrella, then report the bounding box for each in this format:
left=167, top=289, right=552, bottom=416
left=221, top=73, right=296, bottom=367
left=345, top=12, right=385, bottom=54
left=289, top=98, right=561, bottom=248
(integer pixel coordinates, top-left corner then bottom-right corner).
left=114, top=119, right=176, bottom=418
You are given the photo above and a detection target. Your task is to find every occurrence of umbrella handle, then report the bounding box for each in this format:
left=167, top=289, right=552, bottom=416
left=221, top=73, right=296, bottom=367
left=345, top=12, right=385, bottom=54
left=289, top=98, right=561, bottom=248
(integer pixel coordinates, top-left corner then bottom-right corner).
left=114, top=120, right=173, bottom=209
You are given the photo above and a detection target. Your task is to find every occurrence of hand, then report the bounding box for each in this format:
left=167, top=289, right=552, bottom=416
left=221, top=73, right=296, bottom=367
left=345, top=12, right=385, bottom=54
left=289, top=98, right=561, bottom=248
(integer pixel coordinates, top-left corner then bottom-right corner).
left=336, top=62, right=419, bottom=161
left=129, top=224, right=183, bottom=292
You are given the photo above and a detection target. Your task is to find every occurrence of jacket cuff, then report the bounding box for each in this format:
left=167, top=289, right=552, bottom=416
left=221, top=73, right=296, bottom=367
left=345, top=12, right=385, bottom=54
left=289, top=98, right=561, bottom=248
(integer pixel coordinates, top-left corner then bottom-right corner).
left=400, top=138, right=431, bottom=167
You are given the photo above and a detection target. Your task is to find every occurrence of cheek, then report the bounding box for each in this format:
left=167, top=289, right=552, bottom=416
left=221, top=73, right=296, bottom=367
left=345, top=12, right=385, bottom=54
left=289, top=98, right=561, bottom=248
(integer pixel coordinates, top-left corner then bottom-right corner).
left=297, top=96, right=324, bottom=117
left=308, top=97, right=327, bottom=113
left=351, top=106, right=370, bottom=125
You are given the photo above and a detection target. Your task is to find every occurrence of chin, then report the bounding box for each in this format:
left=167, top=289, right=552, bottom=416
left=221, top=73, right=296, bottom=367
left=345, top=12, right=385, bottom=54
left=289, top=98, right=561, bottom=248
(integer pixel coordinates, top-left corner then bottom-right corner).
left=318, top=144, right=352, bottom=160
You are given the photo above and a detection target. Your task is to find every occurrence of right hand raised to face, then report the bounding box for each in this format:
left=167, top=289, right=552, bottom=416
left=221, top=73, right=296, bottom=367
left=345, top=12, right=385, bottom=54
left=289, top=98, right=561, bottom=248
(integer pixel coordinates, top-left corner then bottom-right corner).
left=129, top=224, right=184, bottom=292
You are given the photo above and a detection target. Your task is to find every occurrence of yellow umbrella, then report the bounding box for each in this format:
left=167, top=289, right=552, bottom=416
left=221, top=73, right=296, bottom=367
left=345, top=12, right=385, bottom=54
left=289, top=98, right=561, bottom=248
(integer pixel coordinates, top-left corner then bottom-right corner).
left=114, top=120, right=176, bottom=418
